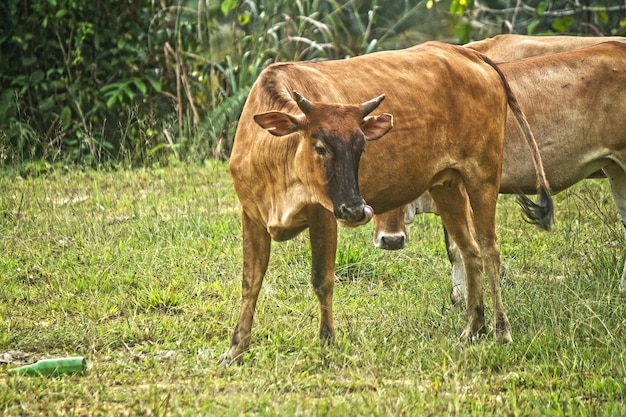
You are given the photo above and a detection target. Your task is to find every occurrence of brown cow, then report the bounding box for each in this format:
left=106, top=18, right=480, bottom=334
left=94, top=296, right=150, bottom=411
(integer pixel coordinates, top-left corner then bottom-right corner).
left=375, top=34, right=626, bottom=251
left=222, top=41, right=553, bottom=365
left=374, top=39, right=626, bottom=305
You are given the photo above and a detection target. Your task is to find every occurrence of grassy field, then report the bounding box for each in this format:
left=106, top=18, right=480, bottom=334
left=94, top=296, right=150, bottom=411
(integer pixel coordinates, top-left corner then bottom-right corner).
left=1, top=160, right=625, bottom=416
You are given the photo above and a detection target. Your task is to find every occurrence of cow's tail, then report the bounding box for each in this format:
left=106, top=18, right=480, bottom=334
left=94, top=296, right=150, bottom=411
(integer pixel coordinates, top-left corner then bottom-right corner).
left=482, top=55, right=554, bottom=231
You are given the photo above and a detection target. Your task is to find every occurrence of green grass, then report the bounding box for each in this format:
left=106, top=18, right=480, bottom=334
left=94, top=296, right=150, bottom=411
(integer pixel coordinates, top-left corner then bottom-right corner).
left=1, top=161, right=625, bottom=415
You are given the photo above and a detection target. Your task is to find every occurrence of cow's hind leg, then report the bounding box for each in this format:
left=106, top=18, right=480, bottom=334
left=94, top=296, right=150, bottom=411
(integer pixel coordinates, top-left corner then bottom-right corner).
left=429, top=179, right=488, bottom=341
left=446, top=226, right=507, bottom=307
left=444, top=227, right=467, bottom=307
left=220, top=211, right=271, bottom=366
left=465, top=179, right=512, bottom=343
left=306, top=205, right=339, bottom=344
left=602, top=162, right=626, bottom=296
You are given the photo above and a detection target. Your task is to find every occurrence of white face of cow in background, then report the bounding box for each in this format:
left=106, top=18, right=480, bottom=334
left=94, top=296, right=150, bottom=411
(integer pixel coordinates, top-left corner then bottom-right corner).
left=253, top=91, right=393, bottom=227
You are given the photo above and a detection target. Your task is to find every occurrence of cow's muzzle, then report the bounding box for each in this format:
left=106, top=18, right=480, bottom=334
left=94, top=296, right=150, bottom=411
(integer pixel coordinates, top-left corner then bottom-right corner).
left=375, top=232, right=407, bottom=250
left=335, top=203, right=374, bottom=227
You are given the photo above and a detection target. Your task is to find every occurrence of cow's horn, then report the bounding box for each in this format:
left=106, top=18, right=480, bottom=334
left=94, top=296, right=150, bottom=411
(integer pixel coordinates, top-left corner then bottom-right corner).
left=293, top=91, right=313, bottom=115
left=361, top=94, right=385, bottom=116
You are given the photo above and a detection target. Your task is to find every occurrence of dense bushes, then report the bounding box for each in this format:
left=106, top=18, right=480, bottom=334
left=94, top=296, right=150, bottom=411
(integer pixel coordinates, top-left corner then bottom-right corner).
left=1, top=0, right=625, bottom=169
left=1, top=0, right=167, bottom=168
left=457, top=0, right=626, bottom=42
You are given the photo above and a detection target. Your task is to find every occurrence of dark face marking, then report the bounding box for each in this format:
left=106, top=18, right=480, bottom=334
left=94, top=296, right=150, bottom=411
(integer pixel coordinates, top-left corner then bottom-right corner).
left=312, top=127, right=368, bottom=223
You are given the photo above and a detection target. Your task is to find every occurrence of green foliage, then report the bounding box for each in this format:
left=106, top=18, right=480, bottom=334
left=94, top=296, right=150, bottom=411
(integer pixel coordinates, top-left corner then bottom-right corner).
left=2, top=0, right=626, bottom=168
left=100, top=77, right=162, bottom=109
left=450, top=0, right=474, bottom=16
left=0, top=0, right=169, bottom=167
left=456, top=0, right=626, bottom=40
left=191, top=0, right=459, bottom=159
left=1, top=0, right=461, bottom=168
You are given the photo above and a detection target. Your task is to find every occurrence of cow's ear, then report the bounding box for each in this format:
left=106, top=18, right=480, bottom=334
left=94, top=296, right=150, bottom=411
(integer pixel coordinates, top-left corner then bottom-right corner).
left=362, top=113, right=393, bottom=141
left=254, top=111, right=304, bottom=137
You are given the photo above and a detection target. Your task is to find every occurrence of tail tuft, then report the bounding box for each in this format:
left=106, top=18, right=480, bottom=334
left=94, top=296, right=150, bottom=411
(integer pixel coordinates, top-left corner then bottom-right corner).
left=516, top=186, right=554, bottom=231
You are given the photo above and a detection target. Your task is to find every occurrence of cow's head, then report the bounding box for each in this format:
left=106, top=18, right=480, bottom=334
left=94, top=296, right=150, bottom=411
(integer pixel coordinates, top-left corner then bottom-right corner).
left=253, top=91, right=393, bottom=227
left=373, top=207, right=408, bottom=250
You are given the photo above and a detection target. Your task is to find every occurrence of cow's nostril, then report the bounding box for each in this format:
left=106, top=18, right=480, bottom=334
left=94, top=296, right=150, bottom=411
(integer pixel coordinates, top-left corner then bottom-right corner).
left=380, top=234, right=406, bottom=250
left=335, top=203, right=373, bottom=227
left=338, top=203, right=363, bottom=220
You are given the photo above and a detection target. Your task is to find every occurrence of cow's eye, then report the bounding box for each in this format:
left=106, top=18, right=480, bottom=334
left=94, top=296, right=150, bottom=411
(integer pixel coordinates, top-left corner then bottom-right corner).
left=314, top=145, right=327, bottom=156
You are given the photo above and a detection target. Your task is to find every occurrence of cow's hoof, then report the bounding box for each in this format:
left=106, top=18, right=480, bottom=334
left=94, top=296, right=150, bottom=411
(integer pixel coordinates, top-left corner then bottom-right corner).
left=460, top=321, right=486, bottom=342
left=493, top=313, right=512, bottom=343
left=449, top=287, right=466, bottom=308
left=495, top=330, right=513, bottom=344
left=219, top=356, right=243, bottom=367
left=219, top=350, right=244, bottom=367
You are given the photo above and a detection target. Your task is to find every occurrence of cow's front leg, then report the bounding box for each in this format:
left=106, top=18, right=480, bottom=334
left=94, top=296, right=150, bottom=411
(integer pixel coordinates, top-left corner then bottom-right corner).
left=220, top=211, right=271, bottom=366
left=306, top=205, right=338, bottom=344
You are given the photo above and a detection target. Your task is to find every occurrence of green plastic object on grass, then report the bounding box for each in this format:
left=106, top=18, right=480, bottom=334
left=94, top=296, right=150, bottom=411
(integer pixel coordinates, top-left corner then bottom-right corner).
left=8, top=356, right=86, bottom=376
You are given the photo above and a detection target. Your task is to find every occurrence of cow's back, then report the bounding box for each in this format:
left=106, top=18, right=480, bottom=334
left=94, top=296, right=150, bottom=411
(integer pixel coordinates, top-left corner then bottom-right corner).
left=467, top=34, right=626, bottom=62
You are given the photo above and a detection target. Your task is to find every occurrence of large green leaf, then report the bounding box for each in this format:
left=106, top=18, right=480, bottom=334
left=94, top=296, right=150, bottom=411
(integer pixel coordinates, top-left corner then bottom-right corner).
left=551, top=16, right=574, bottom=33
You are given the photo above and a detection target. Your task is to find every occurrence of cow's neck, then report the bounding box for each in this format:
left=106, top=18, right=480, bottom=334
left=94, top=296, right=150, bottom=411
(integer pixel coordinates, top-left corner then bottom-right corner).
left=245, top=139, right=313, bottom=241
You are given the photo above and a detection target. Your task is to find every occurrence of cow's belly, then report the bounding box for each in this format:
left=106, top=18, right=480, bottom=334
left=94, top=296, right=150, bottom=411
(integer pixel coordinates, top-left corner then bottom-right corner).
left=499, top=152, right=610, bottom=194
